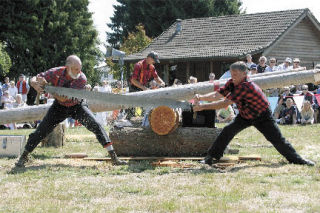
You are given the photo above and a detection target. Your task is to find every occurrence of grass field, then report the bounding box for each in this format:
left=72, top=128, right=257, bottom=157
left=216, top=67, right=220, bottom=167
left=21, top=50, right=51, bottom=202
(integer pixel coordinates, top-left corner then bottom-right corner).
left=0, top=124, right=319, bottom=212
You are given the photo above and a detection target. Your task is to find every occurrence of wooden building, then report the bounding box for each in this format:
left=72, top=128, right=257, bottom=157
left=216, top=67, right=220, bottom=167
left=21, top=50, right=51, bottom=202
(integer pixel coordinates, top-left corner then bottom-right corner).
left=124, top=9, right=320, bottom=84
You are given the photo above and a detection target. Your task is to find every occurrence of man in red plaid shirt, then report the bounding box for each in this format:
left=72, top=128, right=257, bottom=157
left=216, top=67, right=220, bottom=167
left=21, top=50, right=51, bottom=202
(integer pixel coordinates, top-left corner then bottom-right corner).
left=15, top=55, right=127, bottom=167
left=193, top=61, right=314, bottom=166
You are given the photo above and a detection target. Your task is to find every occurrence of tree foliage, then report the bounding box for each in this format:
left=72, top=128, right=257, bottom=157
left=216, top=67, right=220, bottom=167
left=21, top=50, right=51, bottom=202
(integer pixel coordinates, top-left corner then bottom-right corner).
left=107, top=0, right=242, bottom=46
left=107, top=24, right=152, bottom=79
left=0, top=42, right=12, bottom=78
left=0, top=0, right=101, bottom=83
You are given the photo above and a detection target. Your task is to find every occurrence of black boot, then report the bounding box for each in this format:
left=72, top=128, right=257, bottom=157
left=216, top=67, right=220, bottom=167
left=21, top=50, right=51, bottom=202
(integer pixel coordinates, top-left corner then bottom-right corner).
left=108, top=150, right=127, bottom=165
left=200, top=155, right=213, bottom=166
left=291, top=158, right=315, bottom=166
left=15, top=150, right=30, bottom=167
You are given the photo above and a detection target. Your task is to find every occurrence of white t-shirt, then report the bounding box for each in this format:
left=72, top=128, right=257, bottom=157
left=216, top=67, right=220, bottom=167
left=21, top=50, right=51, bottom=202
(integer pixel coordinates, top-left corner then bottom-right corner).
left=99, top=85, right=112, bottom=93
left=8, top=87, right=18, bottom=97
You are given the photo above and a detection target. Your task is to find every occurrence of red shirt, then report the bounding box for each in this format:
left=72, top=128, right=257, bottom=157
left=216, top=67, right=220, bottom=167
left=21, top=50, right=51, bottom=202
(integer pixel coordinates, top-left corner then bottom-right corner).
left=39, top=66, right=87, bottom=107
left=218, top=77, right=269, bottom=120
left=131, top=59, right=158, bottom=86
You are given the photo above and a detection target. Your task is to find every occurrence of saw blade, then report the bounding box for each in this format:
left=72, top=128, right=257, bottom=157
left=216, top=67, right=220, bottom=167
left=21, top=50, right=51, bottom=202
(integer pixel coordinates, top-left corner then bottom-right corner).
left=45, top=86, right=192, bottom=110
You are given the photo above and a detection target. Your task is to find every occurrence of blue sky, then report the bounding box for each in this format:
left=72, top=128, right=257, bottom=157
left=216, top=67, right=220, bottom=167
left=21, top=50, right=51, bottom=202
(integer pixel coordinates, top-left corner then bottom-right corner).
left=89, top=0, right=320, bottom=51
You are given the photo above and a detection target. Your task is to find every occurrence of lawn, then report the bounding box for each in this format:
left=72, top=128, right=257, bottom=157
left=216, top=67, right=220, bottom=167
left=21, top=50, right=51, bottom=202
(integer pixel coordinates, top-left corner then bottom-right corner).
left=0, top=124, right=319, bottom=212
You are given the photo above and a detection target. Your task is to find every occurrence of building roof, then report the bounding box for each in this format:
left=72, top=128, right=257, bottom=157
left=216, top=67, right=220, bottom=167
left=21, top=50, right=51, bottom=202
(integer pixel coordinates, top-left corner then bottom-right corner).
left=124, top=8, right=320, bottom=62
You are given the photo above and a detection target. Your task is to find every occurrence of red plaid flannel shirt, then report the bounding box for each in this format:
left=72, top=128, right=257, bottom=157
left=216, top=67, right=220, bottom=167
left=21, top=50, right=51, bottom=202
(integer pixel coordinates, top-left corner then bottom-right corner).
left=131, top=59, right=159, bottom=86
left=39, top=66, right=87, bottom=107
left=218, top=77, right=269, bottom=119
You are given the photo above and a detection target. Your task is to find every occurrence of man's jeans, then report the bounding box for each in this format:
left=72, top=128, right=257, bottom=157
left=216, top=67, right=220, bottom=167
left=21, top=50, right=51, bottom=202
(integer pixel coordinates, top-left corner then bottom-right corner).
left=208, top=108, right=305, bottom=164
left=24, top=100, right=111, bottom=153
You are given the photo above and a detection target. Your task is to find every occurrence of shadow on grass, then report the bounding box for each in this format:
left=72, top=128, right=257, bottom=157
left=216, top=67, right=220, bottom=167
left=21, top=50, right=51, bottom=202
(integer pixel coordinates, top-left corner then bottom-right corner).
left=7, top=163, right=98, bottom=175
left=226, top=162, right=287, bottom=173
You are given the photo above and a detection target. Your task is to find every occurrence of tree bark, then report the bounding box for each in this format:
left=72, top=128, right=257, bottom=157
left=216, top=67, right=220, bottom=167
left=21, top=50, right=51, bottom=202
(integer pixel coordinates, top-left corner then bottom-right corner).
left=110, top=127, right=222, bottom=156
left=41, top=123, right=65, bottom=147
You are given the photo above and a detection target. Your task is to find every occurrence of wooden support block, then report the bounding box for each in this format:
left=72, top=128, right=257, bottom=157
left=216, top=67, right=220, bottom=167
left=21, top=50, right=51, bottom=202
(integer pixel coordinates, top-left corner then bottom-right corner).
left=65, top=153, right=88, bottom=158
left=41, top=123, right=65, bottom=147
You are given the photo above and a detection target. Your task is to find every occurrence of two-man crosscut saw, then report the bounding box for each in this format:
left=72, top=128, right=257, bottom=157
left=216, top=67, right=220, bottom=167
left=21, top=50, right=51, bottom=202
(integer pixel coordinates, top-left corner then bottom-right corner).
left=45, top=85, right=192, bottom=111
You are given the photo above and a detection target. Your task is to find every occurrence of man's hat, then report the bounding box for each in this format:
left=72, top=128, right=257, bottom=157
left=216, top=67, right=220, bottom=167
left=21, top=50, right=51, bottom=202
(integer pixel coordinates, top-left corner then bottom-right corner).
left=19, top=74, right=25, bottom=78
left=147, top=51, right=160, bottom=63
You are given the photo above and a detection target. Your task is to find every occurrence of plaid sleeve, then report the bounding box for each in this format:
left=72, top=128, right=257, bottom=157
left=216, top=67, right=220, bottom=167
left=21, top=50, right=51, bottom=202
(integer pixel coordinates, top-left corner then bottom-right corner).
left=218, top=79, right=231, bottom=96
left=38, top=67, right=59, bottom=84
left=131, top=63, right=142, bottom=80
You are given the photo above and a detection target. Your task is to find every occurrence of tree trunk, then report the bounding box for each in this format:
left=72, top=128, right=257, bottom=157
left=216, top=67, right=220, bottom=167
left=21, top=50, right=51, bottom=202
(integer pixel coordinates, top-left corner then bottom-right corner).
left=110, top=127, right=222, bottom=156
left=41, top=123, right=65, bottom=147
left=1, top=69, right=320, bottom=124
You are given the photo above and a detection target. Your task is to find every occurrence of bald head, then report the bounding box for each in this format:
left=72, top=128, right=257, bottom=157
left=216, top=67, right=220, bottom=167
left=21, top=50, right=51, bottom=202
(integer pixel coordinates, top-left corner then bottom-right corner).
left=66, top=55, right=82, bottom=68
left=66, top=55, right=82, bottom=79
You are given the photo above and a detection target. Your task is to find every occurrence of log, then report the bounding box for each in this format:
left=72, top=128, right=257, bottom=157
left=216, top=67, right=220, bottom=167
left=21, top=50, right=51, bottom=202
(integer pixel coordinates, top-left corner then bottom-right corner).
left=109, top=127, right=222, bottom=156
left=41, top=123, right=65, bottom=147
left=149, top=106, right=179, bottom=135
left=1, top=69, right=320, bottom=124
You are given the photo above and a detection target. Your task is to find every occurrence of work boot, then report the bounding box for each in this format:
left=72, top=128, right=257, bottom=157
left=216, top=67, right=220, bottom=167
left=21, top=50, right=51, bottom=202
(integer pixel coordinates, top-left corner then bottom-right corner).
left=291, top=158, right=315, bottom=166
left=200, top=155, right=213, bottom=166
left=15, top=150, right=30, bottom=167
left=108, top=150, right=127, bottom=165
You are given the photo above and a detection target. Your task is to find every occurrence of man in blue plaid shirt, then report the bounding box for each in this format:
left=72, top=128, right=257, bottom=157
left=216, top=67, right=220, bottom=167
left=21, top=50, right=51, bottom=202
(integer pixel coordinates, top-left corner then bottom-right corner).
left=193, top=61, right=315, bottom=166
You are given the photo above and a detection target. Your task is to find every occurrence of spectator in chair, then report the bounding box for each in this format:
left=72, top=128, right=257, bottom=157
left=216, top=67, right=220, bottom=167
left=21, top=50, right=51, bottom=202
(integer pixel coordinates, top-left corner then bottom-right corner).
left=265, top=57, right=278, bottom=72
left=278, top=57, right=293, bottom=71
left=8, top=81, right=18, bottom=98
left=292, top=58, right=306, bottom=71
left=300, top=101, right=314, bottom=124
left=249, top=64, right=258, bottom=75
left=209, top=73, right=215, bottom=83
left=2, top=77, right=10, bottom=91
left=278, top=98, right=297, bottom=125
left=245, top=54, right=256, bottom=69
left=257, top=56, right=269, bottom=73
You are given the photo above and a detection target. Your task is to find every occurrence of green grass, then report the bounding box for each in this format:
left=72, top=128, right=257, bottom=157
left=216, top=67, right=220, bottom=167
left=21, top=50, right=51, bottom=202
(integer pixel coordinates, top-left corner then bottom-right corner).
left=0, top=124, right=320, bottom=212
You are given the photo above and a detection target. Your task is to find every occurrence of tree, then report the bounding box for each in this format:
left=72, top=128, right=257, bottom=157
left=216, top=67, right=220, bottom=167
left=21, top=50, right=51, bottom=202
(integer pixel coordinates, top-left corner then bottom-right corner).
left=107, top=0, right=242, bottom=47
left=107, top=24, right=152, bottom=79
left=0, top=0, right=102, bottom=84
left=0, top=42, right=11, bottom=79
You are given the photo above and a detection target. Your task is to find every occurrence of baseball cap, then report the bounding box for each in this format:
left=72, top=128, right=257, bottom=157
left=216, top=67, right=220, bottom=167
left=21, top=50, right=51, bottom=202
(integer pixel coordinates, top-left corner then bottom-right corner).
left=293, top=58, right=300, bottom=63
left=285, top=57, right=292, bottom=63
left=147, top=51, right=160, bottom=63
left=250, top=64, right=257, bottom=70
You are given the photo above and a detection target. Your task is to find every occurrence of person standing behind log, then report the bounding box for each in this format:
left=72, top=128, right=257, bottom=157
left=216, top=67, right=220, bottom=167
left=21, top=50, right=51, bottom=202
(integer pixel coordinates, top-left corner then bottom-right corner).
left=127, top=51, right=165, bottom=120
left=15, top=55, right=127, bottom=167
left=130, top=51, right=165, bottom=91
left=193, top=61, right=315, bottom=166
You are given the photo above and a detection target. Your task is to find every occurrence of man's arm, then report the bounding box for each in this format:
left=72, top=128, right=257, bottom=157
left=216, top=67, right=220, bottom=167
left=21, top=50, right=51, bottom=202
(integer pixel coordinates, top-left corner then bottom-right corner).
left=131, top=78, right=149, bottom=91
left=194, top=91, right=224, bottom=103
left=155, top=77, right=165, bottom=87
left=193, top=98, right=233, bottom=111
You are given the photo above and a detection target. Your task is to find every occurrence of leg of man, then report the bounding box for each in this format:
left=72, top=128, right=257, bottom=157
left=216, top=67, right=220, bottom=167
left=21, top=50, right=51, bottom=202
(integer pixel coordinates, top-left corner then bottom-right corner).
left=72, top=103, right=126, bottom=165
left=253, top=109, right=314, bottom=165
left=205, top=115, right=251, bottom=164
left=16, top=101, right=69, bottom=166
